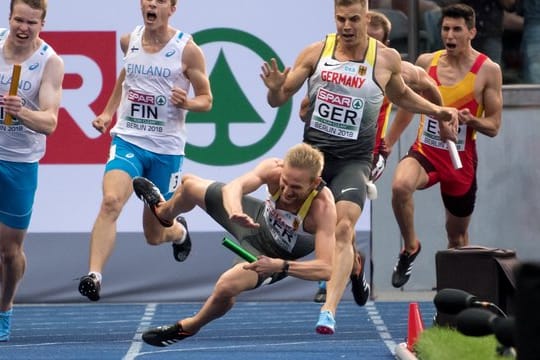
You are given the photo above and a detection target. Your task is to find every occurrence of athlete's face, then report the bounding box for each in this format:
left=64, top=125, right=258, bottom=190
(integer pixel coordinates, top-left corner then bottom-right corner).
left=140, top=0, right=176, bottom=28
left=335, top=3, right=369, bottom=48
left=441, top=17, right=475, bottom=55
left=8, top=2, right=44, bottom=47
left=279, top=165, right=318, bottom=207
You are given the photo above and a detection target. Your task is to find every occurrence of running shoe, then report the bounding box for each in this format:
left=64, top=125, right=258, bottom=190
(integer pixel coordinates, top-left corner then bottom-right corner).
left=142, top=322, right=194, bottom=347
left=350, top=251, right=370, bottom=306
left=78, top=274, right=101, bottom=301
left=315, top=310, right=335, bottom=335
left=133, top=177, right=173, bottom=227
left=391, top=242, right=422, bottom=288
left=173, top=216, right=192, bottom=262
left=313, top=282, right=327, bottom=303
left=0, top=308, right=12, bottom=342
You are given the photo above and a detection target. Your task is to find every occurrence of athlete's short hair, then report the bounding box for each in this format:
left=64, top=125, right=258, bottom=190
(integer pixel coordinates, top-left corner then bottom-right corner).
left=335, top=0, right=367, bottom=8
left=369, top=10, right=392, bottom=44
left=284, top=143, right=324, bottom=181
left=10, top=0, right=47, bottom=20
left=442, top=3, right=476, bottom=30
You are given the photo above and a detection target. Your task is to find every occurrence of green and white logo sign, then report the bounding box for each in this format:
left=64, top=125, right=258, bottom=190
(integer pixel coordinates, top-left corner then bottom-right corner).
left=187, top=28, right=292, bottom=166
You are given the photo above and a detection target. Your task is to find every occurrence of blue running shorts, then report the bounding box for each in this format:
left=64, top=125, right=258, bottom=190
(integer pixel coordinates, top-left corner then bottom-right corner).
left=105, top=136, right=183, bottom=200
left=0, top=160, right=38, bottom=229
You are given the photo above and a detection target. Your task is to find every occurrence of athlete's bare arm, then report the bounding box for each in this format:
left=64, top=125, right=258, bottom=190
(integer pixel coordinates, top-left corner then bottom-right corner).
left=458, top=59, right=502, bottom=137
left=221, top=158, right=282, bottom=228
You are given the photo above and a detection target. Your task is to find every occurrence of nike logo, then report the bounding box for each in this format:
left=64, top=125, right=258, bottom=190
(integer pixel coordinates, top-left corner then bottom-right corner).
left=341, top=187, right=359, bottom=194
left=324, top=61, right=341, bottom=67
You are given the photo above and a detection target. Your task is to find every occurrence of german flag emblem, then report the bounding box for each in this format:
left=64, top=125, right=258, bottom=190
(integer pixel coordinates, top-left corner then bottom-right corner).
left=358, top=65, right=367, bottom=76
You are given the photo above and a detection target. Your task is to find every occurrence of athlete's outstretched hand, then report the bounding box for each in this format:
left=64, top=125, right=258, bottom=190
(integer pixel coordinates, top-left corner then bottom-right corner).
left=260, top=58, right=290, bottom=92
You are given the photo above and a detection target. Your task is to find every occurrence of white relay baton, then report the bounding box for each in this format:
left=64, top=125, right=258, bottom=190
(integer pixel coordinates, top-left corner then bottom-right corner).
left=446, top=140, right=462, bottom=169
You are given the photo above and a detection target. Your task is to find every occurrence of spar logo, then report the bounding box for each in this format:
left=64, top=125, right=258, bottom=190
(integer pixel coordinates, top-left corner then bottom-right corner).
left=39, top=29, right=291, bottom=165
left=187, top=28, right=291, bottom=165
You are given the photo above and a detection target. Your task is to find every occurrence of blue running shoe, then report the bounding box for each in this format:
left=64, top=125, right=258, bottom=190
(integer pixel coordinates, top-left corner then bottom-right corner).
left=0, top=308, right=13, bottom=342
left=315, top=310, right=335, bottom=335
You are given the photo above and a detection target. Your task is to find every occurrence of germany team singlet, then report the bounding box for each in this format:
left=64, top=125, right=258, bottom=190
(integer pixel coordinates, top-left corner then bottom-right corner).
left=304, top=34, right=384, bottom=160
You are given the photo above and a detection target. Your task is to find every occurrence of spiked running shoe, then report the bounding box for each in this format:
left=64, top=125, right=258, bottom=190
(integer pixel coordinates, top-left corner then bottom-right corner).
left=350, top=251, right=370, bottom=306
left=142, top=322, right=194, bottom=347
left=0, top=308, right=13, bottom=342
left=391, top=242, right=422, bottom=288
left=315, top=310, right=336, bottom=335
left=173, top=216, right=192, bottom=262
left=79, top=274, right=101, bottom=301
left=133, top=176, right=173, bottom=227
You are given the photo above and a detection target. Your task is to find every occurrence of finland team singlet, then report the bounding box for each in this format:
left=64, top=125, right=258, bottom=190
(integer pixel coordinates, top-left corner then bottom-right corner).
left=304, top=34, right=384, bottom=160
left=0, top=29, right=55, bottom=162
left=112, top=26, right=191, bottom=155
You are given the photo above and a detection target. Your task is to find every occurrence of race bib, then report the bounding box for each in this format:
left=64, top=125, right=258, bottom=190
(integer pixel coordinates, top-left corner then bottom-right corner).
left=420, top=116, right=467, bottom=151
left=310, top=88, right=364, bottom=140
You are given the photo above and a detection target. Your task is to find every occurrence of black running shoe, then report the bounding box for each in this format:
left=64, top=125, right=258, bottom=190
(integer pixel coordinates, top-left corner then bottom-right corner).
left=313, top=286, right=327, bottom=303
left=142, top=322, right=194, bottom=347
left=350, top=251, right=370, bottom=306
left=391, top=242, right=422, bottom=288
left=79, top=274, right=101, bottom=301
left=133, top=176, right=173, bottom=227
left=172, top=216, right=192, bottom=262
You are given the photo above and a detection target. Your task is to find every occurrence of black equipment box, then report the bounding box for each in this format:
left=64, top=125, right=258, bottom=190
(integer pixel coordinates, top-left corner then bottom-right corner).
left=435, top=246, right=518, bottom=327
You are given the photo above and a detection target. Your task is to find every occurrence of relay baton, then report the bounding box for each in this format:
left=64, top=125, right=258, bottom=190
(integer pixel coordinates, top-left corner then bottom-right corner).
left=222, top=237, right=258, bottom=263
left=446, top=140, right=462, bottom=169
left=5, top=64, right=22, bottom=126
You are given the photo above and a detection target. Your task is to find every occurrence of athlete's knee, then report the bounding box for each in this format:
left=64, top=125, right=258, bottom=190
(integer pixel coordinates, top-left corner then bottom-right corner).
left=100, top=193, right=125, bottom=217
left=0, top=244, right=24, bottom=264
left=335, top=219, right=355, bottom=245
left=213, top=277, right=241, bottom=301
left=391, top=178, right=415, bottom=201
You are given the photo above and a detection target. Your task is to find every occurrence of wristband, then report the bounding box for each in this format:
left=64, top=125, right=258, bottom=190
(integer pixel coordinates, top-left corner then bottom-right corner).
left=281, top=260, right=290, bottom=275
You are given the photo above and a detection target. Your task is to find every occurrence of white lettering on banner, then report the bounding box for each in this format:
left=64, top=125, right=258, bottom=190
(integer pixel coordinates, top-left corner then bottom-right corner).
left=421, top=117, right=467, bottom=150
left=311, top=88, right=364, bottom=139
left=60, top=55, right=104, bottom=139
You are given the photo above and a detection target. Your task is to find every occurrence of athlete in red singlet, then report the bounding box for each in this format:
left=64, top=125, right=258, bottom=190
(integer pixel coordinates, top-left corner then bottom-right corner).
left=385, top=4, right=503, bottom=288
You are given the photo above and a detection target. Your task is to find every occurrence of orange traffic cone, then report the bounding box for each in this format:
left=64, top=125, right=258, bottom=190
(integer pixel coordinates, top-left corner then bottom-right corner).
left=406, top=302, right=425, bottom=352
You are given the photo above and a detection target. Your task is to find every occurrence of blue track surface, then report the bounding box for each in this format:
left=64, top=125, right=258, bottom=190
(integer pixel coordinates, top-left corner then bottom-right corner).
left=0, top=301, right=435, bottom=359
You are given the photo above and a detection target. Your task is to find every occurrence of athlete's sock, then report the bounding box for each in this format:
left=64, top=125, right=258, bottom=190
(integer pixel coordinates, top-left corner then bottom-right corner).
left=172, top=223, right=187, bottom=245
left=89, top=271, right=102, bottom=283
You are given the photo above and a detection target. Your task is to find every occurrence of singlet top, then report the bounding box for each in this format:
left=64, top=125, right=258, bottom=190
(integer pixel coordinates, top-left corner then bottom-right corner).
left=262, top=182, right=324, bottom=254
left=303, top=34, right=384, bottom=160
left=112, top=26, right=191, bottom=155
left=413, top=50, right=487, bottom=166
left=0, top=29, right=55, bottom=163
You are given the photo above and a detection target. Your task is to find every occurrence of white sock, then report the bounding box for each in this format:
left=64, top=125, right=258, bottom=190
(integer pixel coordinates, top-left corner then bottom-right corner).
left=89, top=271, right=102, bottom=283
left=172, top=223, right=187, bottom=245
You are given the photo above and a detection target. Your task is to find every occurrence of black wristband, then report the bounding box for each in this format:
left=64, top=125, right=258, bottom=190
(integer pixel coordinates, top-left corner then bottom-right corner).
left=281, top=260, right=290, bottom=275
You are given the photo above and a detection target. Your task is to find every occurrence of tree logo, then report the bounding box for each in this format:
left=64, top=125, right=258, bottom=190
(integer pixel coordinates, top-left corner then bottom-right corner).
left=187, top=28, right=292, bottom=166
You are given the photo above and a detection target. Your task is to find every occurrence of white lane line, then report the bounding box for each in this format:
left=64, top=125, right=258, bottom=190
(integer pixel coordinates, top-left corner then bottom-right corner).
left=122, top=303, right=157, bottom=360
left=365, top=302, right=398, bottom=356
